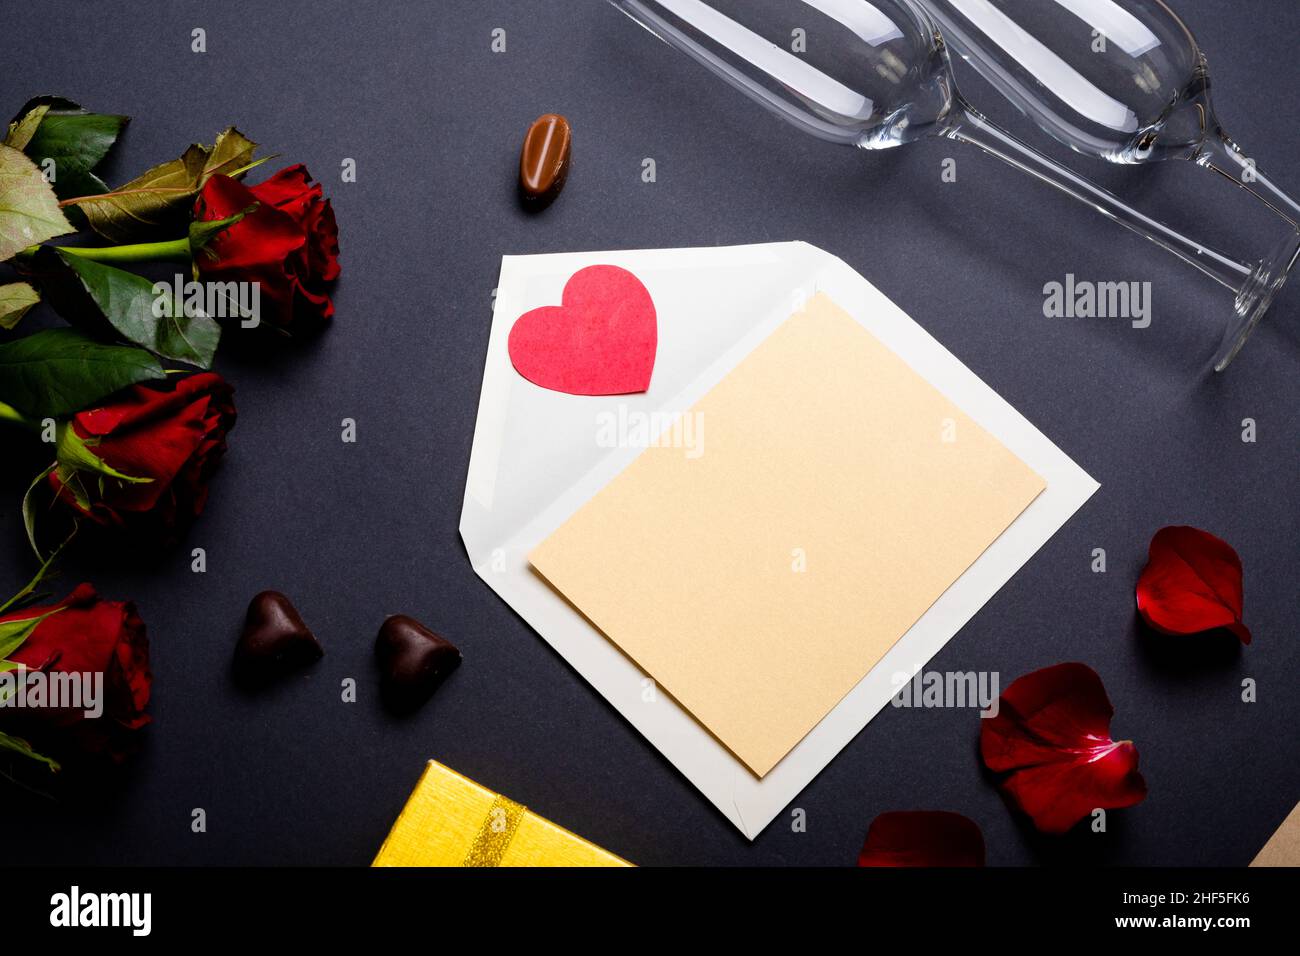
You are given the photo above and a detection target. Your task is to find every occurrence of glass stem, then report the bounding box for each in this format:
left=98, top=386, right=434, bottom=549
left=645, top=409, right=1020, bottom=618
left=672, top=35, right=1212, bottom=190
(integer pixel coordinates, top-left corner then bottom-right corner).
left=942, top=103, right=1252, bottom=293
left=1197, top=132, right=1300, bottom=230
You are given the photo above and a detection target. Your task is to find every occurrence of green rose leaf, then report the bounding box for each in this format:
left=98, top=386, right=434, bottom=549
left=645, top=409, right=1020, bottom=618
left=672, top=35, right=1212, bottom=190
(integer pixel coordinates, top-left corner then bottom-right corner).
left=53, top=422, right=152, bottom=514
left=4, top=104, right=49, bottom=151
left=10, top=96, right=129, bottom=202
left=0, top=327, right=165, bottom=418
left=55, top=420, right=150, bottom=486
left=0, top=539, right=61, bottom=616
left=0, top=606, right=62, bottom=659
left=72, top=127, right=260, bottom=243
left=35, top=248, right=221, bottom=368
left=0, top=281, right=39, bottom=329
left=0, top=143, right=74, bottom=262
left=21, top=464, right=55, bottom=562
left=189, top=205, right=253, bottom=258
left=0, top=728, right=59, bottom=772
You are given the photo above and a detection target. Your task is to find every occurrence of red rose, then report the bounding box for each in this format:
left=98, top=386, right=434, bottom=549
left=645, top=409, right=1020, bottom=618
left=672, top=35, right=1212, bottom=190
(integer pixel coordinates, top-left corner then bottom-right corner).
left=194, top=164, right=340, bottom=334
left=0, top=583, right=151, bottom=760
left=48, top=372, right=236, bottom=545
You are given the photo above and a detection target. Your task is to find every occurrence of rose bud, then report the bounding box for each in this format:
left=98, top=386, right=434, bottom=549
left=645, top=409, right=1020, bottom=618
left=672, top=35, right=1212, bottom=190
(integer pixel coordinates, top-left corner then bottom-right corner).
left=193, top=164, right=340, bottom=335
left=47, top=371, right=236, bottom=548
left=0, top=583, right=151, bottom=763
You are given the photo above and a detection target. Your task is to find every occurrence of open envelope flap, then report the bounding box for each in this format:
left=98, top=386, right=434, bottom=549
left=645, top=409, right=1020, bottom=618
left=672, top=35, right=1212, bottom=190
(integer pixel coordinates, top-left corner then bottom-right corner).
left=462, top=242, right=822, bottom=552
left=460, top=242, right=1099, bottom=839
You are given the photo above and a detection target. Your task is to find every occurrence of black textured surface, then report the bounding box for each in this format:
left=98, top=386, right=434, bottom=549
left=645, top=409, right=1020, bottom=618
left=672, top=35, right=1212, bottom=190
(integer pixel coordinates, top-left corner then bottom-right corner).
left=1, top=0, right=1297, bottom=866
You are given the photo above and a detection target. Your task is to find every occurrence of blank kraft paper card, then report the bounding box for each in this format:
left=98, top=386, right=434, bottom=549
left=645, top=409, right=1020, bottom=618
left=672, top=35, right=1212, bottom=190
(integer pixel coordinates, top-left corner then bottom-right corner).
left=530, top=293, right=1046, bottom=777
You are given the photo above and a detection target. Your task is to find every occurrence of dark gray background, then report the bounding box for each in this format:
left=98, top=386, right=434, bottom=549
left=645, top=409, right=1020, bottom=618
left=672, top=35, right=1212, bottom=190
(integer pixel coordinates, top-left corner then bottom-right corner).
left=1, top=0, right=1296, bottom=866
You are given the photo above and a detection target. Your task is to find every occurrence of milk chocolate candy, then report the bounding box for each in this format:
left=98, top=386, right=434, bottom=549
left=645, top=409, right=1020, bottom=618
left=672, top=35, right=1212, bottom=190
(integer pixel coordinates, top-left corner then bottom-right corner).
left=519, top=113, right=571, bottom=207
left=375, top=614, right=461, bottom=713
left=232, top=590, right=323, bottom=687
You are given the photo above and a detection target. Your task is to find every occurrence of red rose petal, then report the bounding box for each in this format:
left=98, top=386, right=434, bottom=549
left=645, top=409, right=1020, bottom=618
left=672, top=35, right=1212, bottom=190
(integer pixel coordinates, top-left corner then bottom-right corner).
left=1136, top=525, right=1250, bottom=644
left=197, top=174, right=307, bottom=270
left=249, top=163, right=314, bottom=208
left=980, top=663, right=1146, bottom=835
left=305, top=198, right=340, bottom=282
left=49, top=373, right=235, bottom=543
left=193, top=166, right=339, bottom=333
left=1, top=584, right=152, bottom=743
left=857, top=811, right=985, bottom=867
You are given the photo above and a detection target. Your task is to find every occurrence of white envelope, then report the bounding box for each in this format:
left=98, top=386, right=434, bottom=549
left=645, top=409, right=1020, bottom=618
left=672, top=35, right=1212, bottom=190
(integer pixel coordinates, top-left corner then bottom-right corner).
left=460, top=241, right=1098, bottom=840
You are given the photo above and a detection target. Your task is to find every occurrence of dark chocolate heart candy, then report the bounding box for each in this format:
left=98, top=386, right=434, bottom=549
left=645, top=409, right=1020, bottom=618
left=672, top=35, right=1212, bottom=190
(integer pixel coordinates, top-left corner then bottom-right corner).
left=375, top=614, right=461, bottom=713
left=233, top=590, right=323, bottom=687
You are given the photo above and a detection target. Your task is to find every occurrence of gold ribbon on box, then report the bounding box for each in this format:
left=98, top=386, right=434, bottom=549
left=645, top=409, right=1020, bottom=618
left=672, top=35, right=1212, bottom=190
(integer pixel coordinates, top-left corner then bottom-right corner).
left=461, top=795, right=527, bottom=867
left=372, top=760, right=631, bottom=867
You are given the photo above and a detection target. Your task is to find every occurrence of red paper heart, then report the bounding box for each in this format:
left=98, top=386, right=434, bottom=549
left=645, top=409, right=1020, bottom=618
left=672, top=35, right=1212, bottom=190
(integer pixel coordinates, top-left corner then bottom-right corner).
left=856, top=811, right=986, bottom=867
left=507, top=264, right=657, bottom=395
left=1136, top=525, right=1250, bottom=644
left=980, top=663, right=1147, bottom=835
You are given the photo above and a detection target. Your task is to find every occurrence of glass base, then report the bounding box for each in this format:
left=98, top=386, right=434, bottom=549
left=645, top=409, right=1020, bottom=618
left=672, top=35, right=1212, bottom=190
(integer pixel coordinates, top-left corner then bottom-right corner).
left=1216, top=229, right=1300, bottom=371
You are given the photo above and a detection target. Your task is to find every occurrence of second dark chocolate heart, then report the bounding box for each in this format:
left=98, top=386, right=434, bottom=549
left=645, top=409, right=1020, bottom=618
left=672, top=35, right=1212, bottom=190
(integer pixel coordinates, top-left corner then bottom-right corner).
left=375, top=614, right=461, bottom=714
left=233, top=590, right=324, bottom=687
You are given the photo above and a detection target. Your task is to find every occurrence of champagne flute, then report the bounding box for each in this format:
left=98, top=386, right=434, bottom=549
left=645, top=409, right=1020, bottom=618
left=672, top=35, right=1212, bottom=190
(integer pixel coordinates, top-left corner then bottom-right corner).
left=607, top=0, right=1299, bottom=370
left=914, top=0, right=1300, bottom=226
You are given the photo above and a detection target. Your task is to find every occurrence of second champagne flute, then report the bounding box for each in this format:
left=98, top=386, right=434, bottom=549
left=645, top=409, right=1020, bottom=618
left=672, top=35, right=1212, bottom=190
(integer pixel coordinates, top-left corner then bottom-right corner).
left=608, top=0, right=1299, bottom=370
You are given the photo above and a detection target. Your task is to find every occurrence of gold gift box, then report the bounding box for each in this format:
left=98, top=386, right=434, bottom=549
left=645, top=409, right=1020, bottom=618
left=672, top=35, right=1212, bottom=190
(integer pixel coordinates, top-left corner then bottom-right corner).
left=372, top=760, right=632, bottom=867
